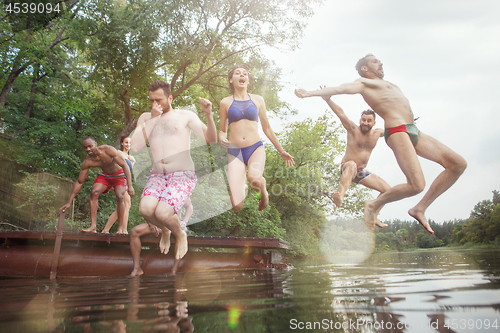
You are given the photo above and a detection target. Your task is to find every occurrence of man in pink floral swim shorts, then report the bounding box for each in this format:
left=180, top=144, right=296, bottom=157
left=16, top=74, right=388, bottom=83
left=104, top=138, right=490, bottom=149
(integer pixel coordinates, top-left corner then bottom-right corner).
left=142, top=170, right=197, bottom=218
left=130, top=81, right=217, bottom=272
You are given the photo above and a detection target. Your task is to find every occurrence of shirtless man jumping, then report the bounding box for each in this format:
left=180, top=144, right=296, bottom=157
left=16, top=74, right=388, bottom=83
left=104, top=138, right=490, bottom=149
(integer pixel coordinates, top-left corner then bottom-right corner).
left=130, top=81, right=216, bottom=260
left=322, top=95, right=390, bottom=229
left=59, top=136, right=135, bottom=232
left=295, top=54, right=467, bottom=233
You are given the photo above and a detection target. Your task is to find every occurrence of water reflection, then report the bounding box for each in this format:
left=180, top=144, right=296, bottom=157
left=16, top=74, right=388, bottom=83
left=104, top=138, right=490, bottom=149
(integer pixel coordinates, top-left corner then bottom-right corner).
left=1, top=249, right=500, bottom=332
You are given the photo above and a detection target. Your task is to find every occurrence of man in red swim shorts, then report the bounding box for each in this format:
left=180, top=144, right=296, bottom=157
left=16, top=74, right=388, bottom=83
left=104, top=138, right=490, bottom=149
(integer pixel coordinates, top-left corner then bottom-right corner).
left=59, top=136, right=134, bottom=232
left=295, top=54, right=467, bottom=233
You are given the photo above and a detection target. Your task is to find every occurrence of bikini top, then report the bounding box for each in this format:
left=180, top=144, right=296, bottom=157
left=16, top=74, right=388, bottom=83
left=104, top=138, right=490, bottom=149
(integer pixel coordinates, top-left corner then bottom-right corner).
left=227, top=95, right=259, bottom=125
left=125, top=159, right=133, bottom=173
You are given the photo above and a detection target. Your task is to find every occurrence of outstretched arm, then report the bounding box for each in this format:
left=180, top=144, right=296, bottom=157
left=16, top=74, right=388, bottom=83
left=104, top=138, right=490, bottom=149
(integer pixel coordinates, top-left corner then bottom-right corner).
left=323, top=97, right=357, bottom=132
left=295, top=80, right=365, bottom=98
left=59, top=165, right=89, bottom=214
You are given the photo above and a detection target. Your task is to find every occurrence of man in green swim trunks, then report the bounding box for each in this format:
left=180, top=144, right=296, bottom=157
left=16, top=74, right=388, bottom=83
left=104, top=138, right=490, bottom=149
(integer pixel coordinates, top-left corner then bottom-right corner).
left=295, top=54, right=467, bottom=234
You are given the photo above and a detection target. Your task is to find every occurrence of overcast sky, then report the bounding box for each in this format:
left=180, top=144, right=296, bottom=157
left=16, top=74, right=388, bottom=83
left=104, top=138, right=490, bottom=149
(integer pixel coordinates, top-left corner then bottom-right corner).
left=262, top=0, right=500, bottom=223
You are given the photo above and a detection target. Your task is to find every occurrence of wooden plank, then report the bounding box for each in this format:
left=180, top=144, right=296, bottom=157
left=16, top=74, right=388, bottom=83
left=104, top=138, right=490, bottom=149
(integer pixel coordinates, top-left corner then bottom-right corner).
left=0, top=230, right=290, bottom=249
left=49, top=212, right=66, bottom=280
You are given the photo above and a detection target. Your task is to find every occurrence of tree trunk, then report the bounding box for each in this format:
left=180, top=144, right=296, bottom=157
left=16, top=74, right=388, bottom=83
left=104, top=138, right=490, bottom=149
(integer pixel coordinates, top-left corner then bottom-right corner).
left=0, top=65, right=26, bottom=109
left=119, top=89, right=134, bottom=125
left=114, top=118, right=138, bottom=148
left=25, top=67, right=41, bottom=118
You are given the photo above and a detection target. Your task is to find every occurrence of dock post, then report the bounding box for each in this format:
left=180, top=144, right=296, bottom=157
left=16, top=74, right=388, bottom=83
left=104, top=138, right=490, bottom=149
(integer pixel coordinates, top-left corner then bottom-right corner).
left=50, top=212, right=65, bottom=280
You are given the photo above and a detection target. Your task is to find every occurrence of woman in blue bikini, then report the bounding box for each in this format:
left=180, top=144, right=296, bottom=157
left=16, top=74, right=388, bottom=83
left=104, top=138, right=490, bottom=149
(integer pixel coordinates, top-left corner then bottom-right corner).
left=219, top=65, right=295, bottom=211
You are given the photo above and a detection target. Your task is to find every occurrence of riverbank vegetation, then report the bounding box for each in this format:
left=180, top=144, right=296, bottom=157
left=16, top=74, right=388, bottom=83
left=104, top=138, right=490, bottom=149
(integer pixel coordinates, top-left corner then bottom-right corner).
left=372, top=190, right=500, bottom=252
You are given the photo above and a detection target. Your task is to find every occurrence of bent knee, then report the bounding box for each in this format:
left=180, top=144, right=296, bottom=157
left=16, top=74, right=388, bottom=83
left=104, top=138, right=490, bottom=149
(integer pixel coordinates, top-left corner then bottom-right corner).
left=130, top=228, right=140, bottom=238
left=410, top=180, right=426, bottom=195
left=247, top=173, right=264, bottom=185
left=343, top=160, right=357, bottom=169
left=341, top=161, right=357, bottom=173
left=90, top=190, right=101, bottom=199
left=451, top=156, right=467, bottom=175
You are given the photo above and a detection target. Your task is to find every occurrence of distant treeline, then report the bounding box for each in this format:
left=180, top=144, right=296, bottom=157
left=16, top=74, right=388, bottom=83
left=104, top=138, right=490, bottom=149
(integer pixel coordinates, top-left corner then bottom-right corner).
left=373, top=190, right=500, bottom=251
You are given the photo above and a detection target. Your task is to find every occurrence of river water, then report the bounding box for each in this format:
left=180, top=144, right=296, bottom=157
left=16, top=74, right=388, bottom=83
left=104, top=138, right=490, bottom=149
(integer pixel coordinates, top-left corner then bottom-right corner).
left=1, top=249, right=500, bottom=333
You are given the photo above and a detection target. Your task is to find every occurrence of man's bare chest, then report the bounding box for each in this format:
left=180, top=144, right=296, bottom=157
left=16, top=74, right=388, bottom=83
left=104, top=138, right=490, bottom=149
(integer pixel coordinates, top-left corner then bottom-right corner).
left=150, top=115, right=188, bottom=138
left=352, top=132, right=378, bottom=150
left=86, top=155, right=114, bottom=170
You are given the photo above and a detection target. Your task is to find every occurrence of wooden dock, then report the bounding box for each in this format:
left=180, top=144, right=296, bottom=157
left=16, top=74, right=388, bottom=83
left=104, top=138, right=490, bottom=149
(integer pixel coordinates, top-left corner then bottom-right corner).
left=0, top=229, right=290, bottom=278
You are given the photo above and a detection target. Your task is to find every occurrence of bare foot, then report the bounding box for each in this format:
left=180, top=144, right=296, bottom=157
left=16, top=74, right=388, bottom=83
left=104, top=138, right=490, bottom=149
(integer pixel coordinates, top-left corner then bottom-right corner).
left=408, top=207, right=434, bottom=234
left=116, top=229, right=128, bottom=234
left=374, top=220, right=388, bottom=228
left=363, top=200, right=377, bottom=231
left=129, top=268, right=144, bottom=277
left=81, top=227, right=96, bottom=233
left=258, top=188, right=269, bottom=211
left=159, top=229, right=172, bottom=254
left=101, top=229, right=110, bottom=234
left=174, top=230, right=188, bottom=260
left=332, top=192, right=343, bottom=207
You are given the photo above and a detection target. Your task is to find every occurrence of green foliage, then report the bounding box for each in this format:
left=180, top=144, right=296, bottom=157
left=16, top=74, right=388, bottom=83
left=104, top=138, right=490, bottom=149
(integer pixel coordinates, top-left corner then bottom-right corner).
left=374, top=190, right=500, bottom=251
left=375, top=219, right=465, bottom=251
left=451, top=190, right=500, bottom=245
left=13, top=171, right=59, bottom=229
left=191, top=190, right=285, bottom=239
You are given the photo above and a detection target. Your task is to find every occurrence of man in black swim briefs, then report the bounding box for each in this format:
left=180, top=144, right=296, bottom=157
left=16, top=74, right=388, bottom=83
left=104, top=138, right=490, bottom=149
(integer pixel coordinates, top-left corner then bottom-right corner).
left=321, top=96, right=391, bottom=229
left=295, top=54, right=467, bottom=234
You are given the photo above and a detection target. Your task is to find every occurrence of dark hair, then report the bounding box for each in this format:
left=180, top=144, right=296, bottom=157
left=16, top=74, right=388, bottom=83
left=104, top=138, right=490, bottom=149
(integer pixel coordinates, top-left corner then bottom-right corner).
left=228, top=65, right=252, bottom=94
left=355, top=54, right=374, bottom=77
left=119, top=135, right=129, bottom=150
left=361, top=109, right=376, bottom=120
left=83, top=136, right=95, bottom=142
left=149, top=81, right=171, bottom=97
left=119, top=135, right=129, bottom=144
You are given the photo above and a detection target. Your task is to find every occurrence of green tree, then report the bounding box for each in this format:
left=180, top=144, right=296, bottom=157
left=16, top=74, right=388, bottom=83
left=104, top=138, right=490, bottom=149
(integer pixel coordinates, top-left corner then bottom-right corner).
left=0, top=0, right=81, bottom=109
left=451, top=190, right=500, bottom=245
left=79, top=0, right=320, bottom=144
